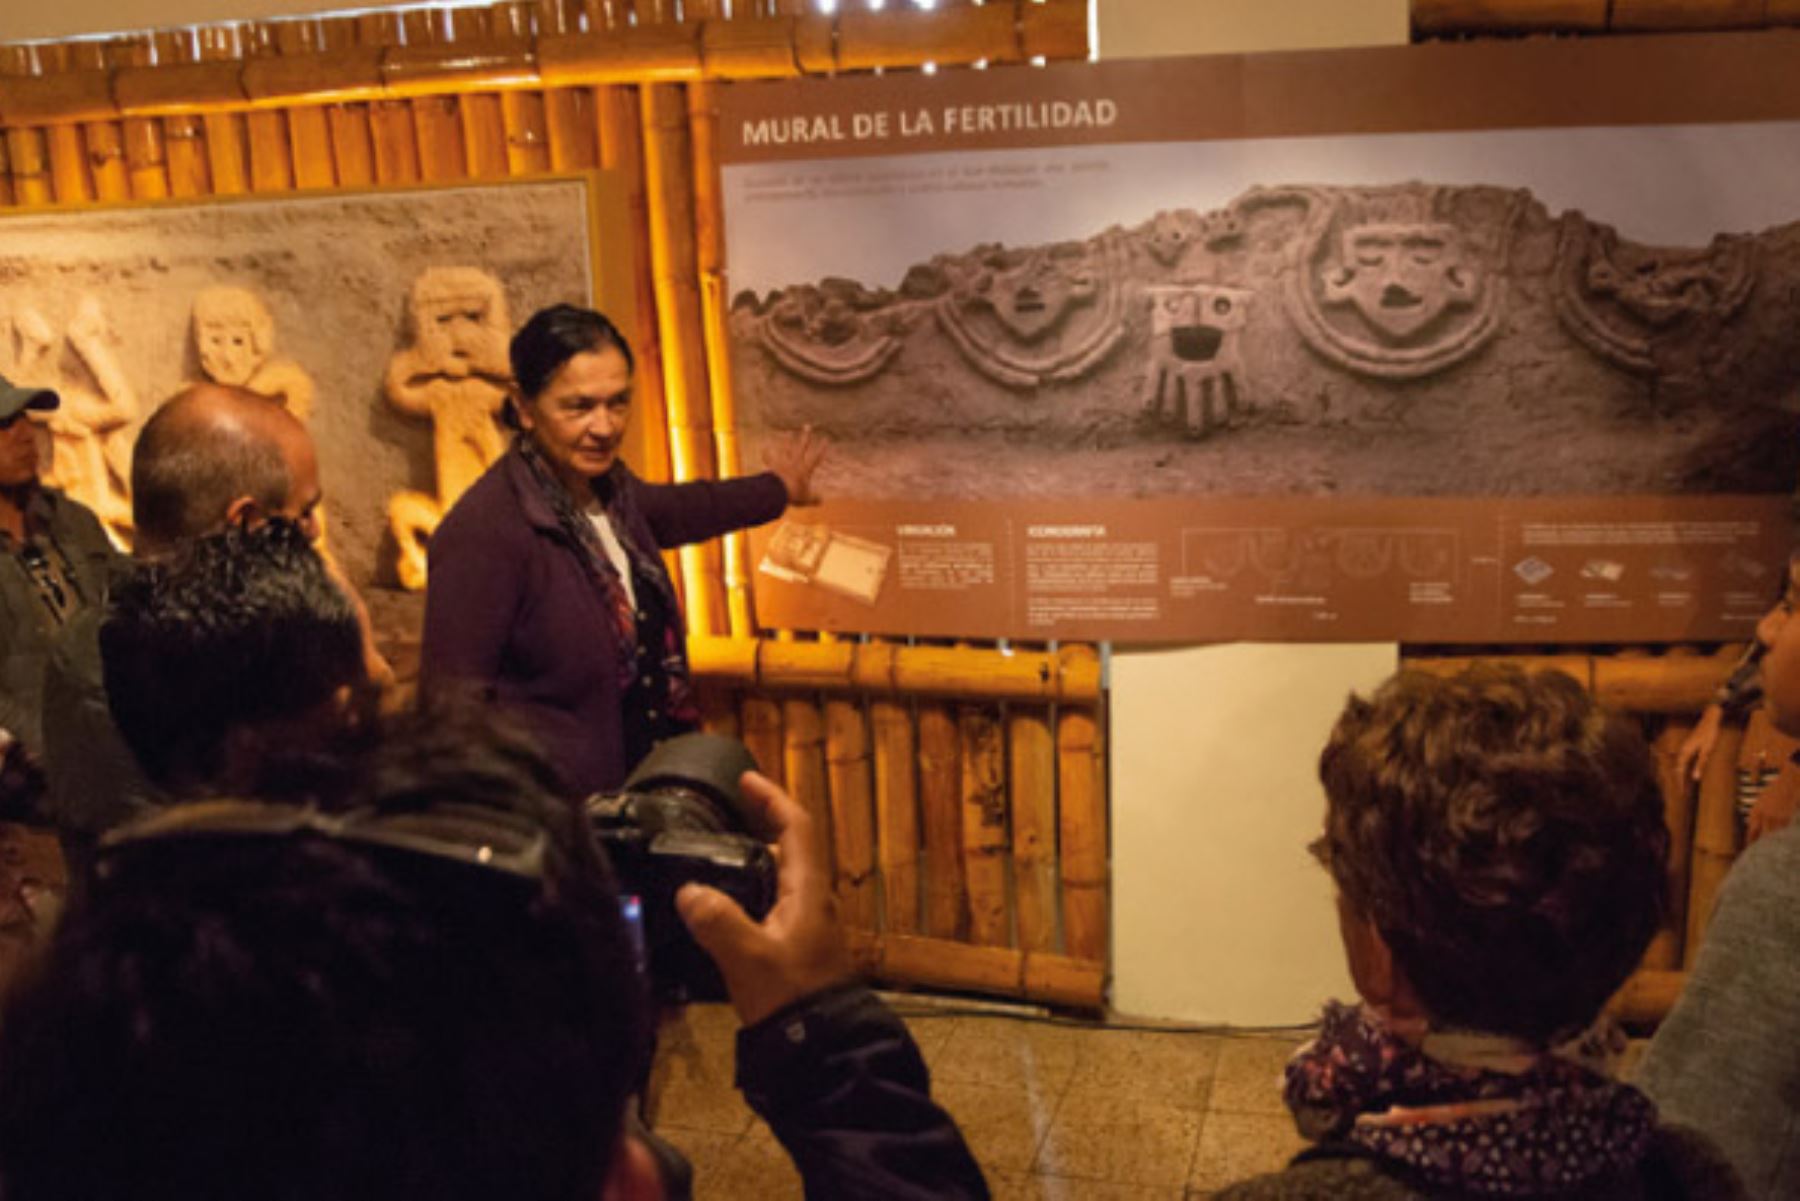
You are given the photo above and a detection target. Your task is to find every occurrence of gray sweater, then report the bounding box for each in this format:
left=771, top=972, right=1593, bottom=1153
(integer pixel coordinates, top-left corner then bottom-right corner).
left=1637, top=824, right=1800, bottom=1201
left=1216, top=1126, right=1743, bottom=1200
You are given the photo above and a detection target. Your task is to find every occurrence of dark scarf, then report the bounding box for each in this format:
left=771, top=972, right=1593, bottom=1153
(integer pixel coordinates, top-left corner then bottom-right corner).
left=514, top=437, right=698, bottom=735
left=1284, top=1002, right=1657, bottom=1198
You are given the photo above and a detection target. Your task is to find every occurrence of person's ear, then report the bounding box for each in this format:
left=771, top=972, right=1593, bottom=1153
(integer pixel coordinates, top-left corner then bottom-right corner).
left=223, top=494, right=264, bottom=529
left=508, top=389, right=534, bottom=433
left=600, top=1132, right=665, bottom=1201
left=1335, top=894, right=1426, bottom=1027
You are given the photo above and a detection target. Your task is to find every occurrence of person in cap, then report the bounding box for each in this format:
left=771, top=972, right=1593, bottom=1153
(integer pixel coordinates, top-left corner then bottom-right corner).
left=0, top=372, right=121, bottom=985
left=0, top=374, right=118, bottom=756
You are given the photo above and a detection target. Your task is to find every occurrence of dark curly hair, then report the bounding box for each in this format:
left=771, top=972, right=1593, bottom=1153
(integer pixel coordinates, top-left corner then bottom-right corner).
left=99, top=518, right=366, bottom=793
left=0, top=702, right=648, bottom=1201
left=1316, top=665, right=1668, bottom=1044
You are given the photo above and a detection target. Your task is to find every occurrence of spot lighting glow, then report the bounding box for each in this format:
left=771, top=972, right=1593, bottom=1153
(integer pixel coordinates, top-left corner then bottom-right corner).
left=818, top=0, right=838, bottom=13
left=922, top=60, right=938, bottom=75
left=1030, top=54, right=1048, bottom=67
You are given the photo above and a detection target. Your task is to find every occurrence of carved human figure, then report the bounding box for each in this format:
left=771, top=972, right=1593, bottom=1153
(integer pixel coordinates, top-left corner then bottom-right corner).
left=385, top=267, right=513, bottom=591
left=1321, top=222, right=1477, bottom=344
left=1, top=298, right=138, bottom=547
left=1139, top=284, right=1254, bottom=438
left=191, top=286, right=317, bottom=422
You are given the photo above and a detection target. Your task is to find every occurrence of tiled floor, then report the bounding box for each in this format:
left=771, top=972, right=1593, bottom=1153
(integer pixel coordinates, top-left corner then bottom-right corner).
left=650, top=999, right=1311, bottom=1200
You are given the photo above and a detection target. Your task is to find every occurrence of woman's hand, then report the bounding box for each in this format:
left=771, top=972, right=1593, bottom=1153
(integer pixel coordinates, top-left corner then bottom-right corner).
left=766, top=425, right=827, bottom=507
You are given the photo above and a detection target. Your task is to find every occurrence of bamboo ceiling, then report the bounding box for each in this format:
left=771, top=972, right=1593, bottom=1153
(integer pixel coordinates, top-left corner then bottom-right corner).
left=0, top=1, right=1088, bottom=126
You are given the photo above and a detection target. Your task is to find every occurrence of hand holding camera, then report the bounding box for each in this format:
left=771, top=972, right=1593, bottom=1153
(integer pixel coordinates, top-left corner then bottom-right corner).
left=677, top=770, right=853, bottom=1026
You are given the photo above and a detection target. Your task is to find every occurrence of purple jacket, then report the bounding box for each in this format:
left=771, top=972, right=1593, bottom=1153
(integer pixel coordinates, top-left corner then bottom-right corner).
left=421, top=447, right=787, bottom=797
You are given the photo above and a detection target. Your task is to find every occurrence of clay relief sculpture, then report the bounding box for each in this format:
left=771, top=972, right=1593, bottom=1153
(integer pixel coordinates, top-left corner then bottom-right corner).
left=191, top=286, right=317, bottom=421
left=1552, top=215, right=1756, bottom=383
left=1254, top=184, right=1527, bottom=380
left=1132, top=208, right=1243, bottom=271
left=0, top=297, right=138, bottom=546
left=752, top=285, right=909, bottom=386
left=934, top=235, right=1129, bottom=388
left=1139, top=284, right=1254, bottom=438
left=385, top=267, right=513, bottom=590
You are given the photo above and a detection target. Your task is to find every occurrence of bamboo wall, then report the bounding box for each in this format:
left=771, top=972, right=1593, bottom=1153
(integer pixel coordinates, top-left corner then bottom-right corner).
left=0, top=0, right=1108, bottom=1009
left=0, top=0, right=1776, bottom=1019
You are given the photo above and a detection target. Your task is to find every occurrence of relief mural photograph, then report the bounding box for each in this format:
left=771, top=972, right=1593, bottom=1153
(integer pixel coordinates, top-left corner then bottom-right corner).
left=728, top=151, right=1800, bottom=507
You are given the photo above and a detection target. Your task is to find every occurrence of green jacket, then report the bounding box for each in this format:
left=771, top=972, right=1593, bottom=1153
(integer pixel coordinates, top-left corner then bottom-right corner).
left=0, top=488, right=117, bottom=755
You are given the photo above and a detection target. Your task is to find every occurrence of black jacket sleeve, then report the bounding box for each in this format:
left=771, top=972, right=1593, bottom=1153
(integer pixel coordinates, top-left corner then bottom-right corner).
left=736, top=984, right=990, bottom=1200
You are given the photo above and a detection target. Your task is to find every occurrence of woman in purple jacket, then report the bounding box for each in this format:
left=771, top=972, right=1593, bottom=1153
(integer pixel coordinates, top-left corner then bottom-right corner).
left=421, top=305, right=822, bottom=797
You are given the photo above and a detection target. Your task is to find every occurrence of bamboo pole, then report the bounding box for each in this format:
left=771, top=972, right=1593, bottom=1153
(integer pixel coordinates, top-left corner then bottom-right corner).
left=412, top=94, right=471, bottom=181
left=1412, top=0, right=1610, bottom=32
left=245, top=108, right=296, bottom=193
left=738, top=695, right=785, bottom=788
left=1608, top=0, right=1766, bottom=29
left=269, top=22, right=336, bottom=190
left=81, top=121, right=131, bottom=202
left=595, top=84, right=674, bottom=485
left=161, top=115, right=212, bottom=197
left=870, top=674, right=922, bottom=936
left=197, top=28, right=251, bottom=196
left=45, top=124, right=95, bottom=203
left=0, top=136, right=14, bottom=207
left=326, top=104, right=377, bottom=186
left=1684, top=723, right=1743, bottom=967
left=1058, top=646, right=1107, bottom=963
left=694, top=682, right=740, bottom=739
left=959, top=705, right=1011, bottom=947
left=500, top=90, right=553, bottom=175
left=3, top=129, right=53, bottom=206
left=781, top=695, right=832, bottom=850
left=545, top=88, right=600, bottom=170
left=824, top=689, right=879, bottom=929
left=846, top=929, right=1105, bottom=1010
left=122, top=113, right=173, bottom=198
left=685, top=635, right=1104, bottom=702
left=918, top=699, right=967, bottom=942
left=641, top=81, right=727, bottom=635
left=1644, top=723, right=1696, bottom=970
left=460, top=93, right=512, bottom=177
left=685, top=78, right=756, bottom=637
left=1009, top=703, right=1059, bottom=954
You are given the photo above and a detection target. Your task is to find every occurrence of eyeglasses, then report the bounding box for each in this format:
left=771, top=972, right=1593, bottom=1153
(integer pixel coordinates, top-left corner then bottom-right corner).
left=99, top=798, right=551, bottom=884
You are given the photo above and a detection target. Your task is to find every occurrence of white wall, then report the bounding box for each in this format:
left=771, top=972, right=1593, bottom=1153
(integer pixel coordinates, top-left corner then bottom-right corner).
left=1099, top=0, right=1407, bottom=1024
left=1096, top=0, right=1407, bottom=59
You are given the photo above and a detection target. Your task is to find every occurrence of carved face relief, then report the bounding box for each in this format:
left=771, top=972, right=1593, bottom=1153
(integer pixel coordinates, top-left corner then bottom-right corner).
left=192, top=287, right=274, bottom=386
left=1553, top=218, right=1757, bottom=377
left=1322, top=223, right=1477, bottom=343
left=1143, top=211, right=1199, bottom=267
left=1140, top=285, right=1255, bottom=437
left=936, top=236, right=1129, bottom=389
left=408, top=269, right=511, bottom=380
left=756, top=290, right=906, bottom=387
left=967, top=247, right=1098, bottom=345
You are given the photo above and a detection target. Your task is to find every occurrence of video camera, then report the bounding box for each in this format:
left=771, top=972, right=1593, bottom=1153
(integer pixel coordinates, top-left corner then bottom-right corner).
left=586, top=733, right=777, bottom=1003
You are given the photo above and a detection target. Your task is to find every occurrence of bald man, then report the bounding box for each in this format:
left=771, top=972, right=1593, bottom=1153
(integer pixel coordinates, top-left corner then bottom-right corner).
left=40, top=383, right=389, bottom=876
